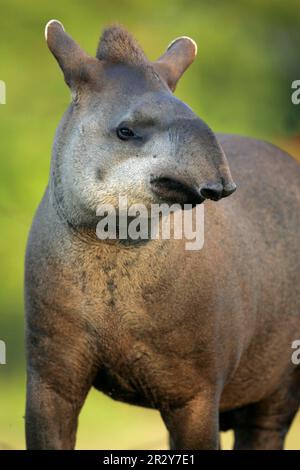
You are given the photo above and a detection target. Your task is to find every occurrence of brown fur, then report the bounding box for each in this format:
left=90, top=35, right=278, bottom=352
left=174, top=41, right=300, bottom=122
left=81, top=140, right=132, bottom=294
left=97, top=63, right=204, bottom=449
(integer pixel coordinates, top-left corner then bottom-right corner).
left=97, top=25, right=147, bottom=65
left=25, top=22, right=300, bottom=450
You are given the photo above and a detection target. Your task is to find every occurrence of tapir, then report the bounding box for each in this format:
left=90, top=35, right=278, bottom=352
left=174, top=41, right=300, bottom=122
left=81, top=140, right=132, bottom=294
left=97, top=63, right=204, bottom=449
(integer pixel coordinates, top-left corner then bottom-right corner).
left=25, top=20, right=300, bottom=449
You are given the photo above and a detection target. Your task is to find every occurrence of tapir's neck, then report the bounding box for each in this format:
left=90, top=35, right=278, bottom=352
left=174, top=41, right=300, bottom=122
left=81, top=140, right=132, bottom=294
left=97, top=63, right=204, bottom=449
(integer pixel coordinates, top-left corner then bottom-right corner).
left=46, top=183, right=161, bottom=257
left=48, top=105, right=99, bottom=230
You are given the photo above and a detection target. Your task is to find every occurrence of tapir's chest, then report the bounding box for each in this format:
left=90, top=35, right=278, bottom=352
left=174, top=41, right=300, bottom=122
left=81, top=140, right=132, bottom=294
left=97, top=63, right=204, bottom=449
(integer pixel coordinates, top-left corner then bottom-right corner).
left=74, top=250, right=210, bottom=408
left=91, top=301, right=201, bottom=409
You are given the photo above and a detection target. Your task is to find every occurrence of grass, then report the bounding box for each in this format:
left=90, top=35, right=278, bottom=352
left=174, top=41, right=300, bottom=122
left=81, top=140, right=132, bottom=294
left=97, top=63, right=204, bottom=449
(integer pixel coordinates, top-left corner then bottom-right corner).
left=0, top=377, right=299, bottom=450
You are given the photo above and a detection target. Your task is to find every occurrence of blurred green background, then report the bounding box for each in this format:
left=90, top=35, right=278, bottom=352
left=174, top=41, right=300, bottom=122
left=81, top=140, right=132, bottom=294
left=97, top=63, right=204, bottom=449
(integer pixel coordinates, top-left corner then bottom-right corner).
left=0, top=0, right=300, bottom=449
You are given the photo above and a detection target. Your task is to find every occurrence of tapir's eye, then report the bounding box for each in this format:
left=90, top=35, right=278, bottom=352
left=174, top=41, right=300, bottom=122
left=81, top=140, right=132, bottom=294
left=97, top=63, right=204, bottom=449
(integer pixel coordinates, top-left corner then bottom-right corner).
left=117, top=127, right=136, bottom=141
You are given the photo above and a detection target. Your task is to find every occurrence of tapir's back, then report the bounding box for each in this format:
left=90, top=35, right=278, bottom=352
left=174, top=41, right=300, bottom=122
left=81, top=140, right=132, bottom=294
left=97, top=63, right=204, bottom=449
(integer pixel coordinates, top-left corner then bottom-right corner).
left=216, top=134, right=300, bottom=256
left=184, top=134, right=298, bottom=409
left=209, top=135, right=300, bottom=376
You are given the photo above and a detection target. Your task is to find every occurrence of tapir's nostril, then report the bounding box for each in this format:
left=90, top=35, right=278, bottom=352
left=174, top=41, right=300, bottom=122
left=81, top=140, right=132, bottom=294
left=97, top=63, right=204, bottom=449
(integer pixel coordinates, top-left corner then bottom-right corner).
left=150, top=175, right=204, bottom=206
left=200, top=182, right=224, bottom=201
left=200, top=181, right=237, bottom=201
left=222, top=182, right=237, bottom=198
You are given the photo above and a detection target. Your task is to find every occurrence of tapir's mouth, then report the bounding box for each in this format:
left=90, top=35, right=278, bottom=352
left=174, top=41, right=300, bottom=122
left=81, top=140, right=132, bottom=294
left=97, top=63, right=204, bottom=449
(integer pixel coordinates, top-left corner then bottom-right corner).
left=149, top=176, right=205, bottom=208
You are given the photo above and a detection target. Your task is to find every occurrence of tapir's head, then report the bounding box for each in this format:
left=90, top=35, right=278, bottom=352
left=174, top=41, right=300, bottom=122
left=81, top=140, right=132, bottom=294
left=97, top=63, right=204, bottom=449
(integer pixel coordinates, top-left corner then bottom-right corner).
left=46, top=20, right=236, bottom=227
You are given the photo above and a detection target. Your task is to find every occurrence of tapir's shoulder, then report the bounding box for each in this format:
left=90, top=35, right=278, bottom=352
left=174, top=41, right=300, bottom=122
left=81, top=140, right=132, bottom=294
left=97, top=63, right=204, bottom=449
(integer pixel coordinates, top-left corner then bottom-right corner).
left=214, top=132, right=300, bottom=242
left=216, top=132, right=300, bottom=177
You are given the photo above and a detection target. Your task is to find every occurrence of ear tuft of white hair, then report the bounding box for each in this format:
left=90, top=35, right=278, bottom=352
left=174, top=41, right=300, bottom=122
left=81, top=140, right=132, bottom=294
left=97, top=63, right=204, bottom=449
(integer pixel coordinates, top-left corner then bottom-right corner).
left=167, top=36, right=198, bottom=57
left=44, top=19, right=65, bottom=41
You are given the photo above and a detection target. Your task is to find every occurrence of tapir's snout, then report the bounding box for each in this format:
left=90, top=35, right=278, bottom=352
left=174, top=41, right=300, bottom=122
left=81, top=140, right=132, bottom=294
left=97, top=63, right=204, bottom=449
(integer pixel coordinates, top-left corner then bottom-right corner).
left=147, top=115, right=237, bottom=207
left=150, top=174, right=236, bottom=206
left=200, top=181, right=237, bottom=201
left=150, top=175, right=205, bottom=206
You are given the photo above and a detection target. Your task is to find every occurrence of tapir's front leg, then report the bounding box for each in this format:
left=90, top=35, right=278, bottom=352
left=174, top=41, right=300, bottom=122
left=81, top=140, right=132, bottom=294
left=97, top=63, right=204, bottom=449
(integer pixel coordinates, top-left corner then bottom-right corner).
left=26, top=368, right=83, bottom=449
left=161, top=392, right=220, bottom=450
left=25, top=301, right=100, bottom=449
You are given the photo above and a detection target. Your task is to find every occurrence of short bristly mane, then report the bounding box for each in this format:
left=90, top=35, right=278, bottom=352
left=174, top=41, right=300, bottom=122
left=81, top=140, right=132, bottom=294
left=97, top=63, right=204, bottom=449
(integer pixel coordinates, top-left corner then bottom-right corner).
left=96, top=25, right=148, bottom=65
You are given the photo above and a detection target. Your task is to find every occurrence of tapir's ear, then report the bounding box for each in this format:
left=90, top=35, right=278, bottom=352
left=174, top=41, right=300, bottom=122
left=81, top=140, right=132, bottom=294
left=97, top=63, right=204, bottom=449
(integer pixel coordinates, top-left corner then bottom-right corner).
left=45, top=20, right=99, bottom=92
left=153, top=36, right=197, bottom=92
